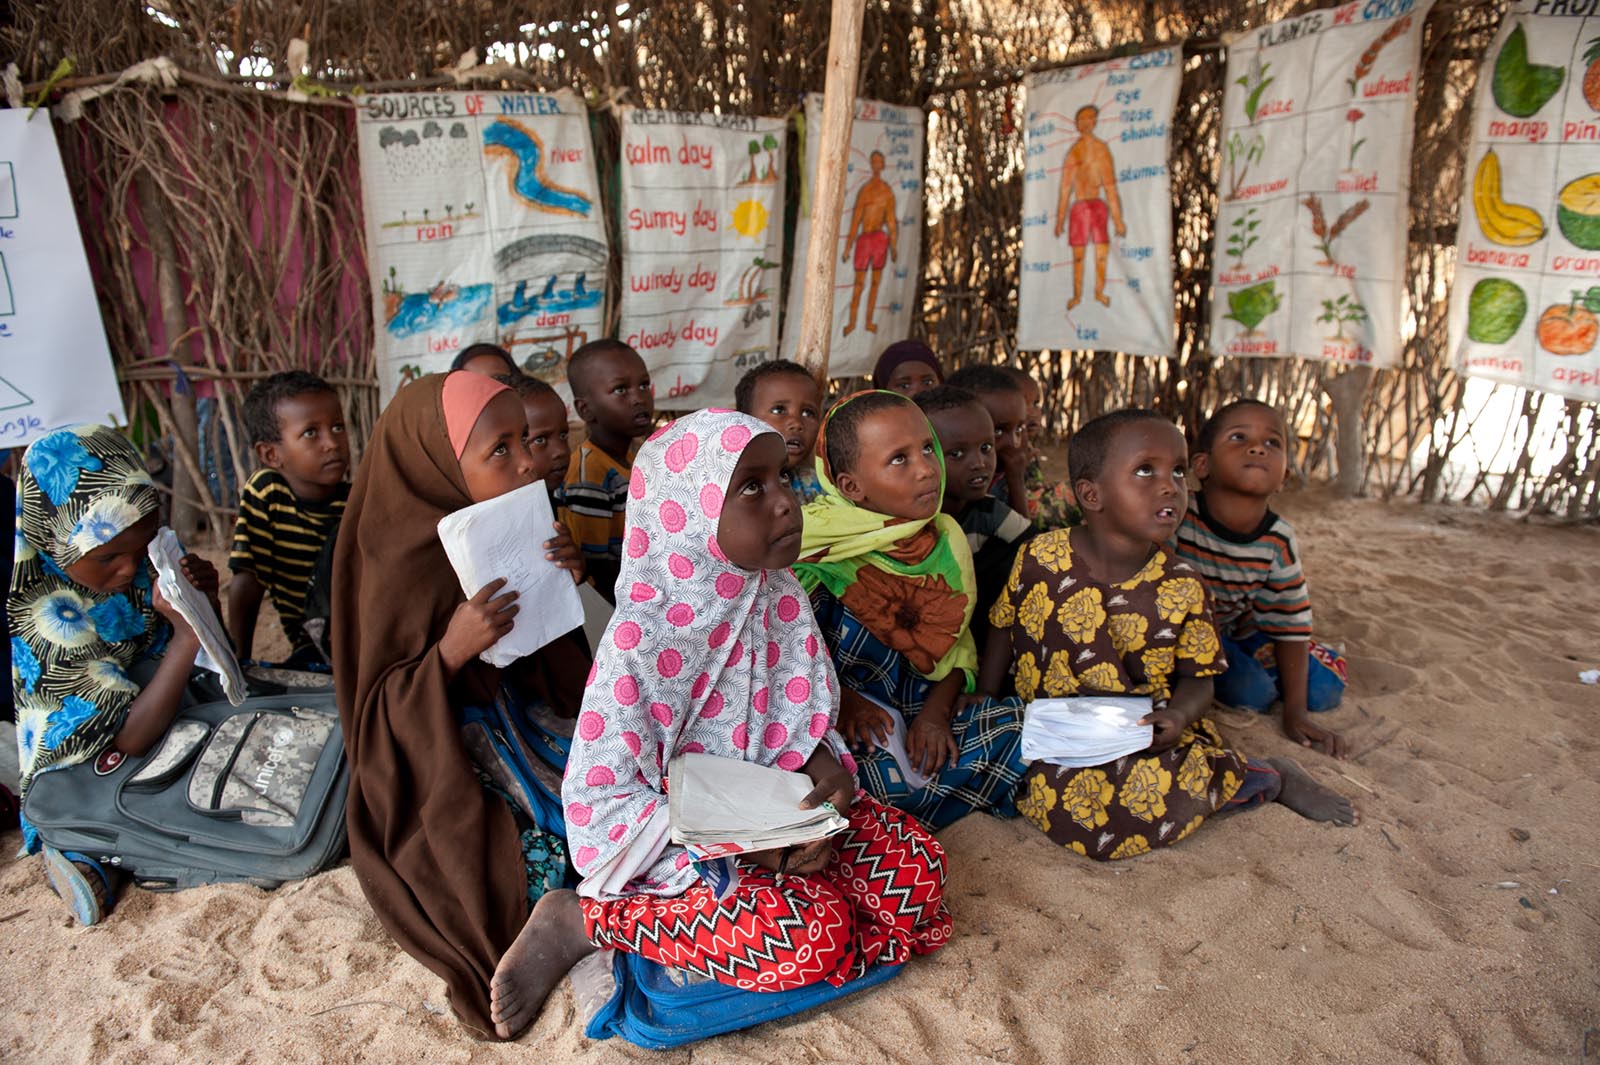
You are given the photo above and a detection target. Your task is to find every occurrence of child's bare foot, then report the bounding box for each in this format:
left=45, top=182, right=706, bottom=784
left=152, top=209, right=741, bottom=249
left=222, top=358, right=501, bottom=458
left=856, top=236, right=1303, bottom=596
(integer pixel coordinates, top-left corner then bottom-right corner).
left=1267, top=757, right=1358, bottom=826
left=489, top=889, right=595, bottom=1040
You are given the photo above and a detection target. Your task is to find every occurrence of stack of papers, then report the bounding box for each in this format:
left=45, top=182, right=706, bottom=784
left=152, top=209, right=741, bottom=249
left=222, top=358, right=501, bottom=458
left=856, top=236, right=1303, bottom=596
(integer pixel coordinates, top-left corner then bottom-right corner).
left=668, top=753, right=848, bottom=859
left=437, top=481, right=585, bottom=667
left=1021, top=696, right=1155, bottom=769
left=147, top=527, right=246, bottom=705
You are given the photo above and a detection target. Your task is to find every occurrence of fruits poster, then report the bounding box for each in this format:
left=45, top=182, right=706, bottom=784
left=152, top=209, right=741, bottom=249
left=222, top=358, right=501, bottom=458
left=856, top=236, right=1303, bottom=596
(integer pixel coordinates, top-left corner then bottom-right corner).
left=780, top=94, right=925, bottom=379
left=616, top=108, right=787, bottom=410
left=1209, top=1, right=1432, bottom=368
left=1448, top=2, right=1600, bottom=403
left=355, top=89, right=608, bottom=405
left=1016, top=47, right=1182, bottom=357
left=0, top=110, right=126, bottom=448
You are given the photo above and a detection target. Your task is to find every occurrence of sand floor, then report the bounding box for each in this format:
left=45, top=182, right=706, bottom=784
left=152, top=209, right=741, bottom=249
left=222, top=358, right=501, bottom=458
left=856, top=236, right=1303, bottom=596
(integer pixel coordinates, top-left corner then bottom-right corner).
left=3, top=491, right=1597, bottom=1064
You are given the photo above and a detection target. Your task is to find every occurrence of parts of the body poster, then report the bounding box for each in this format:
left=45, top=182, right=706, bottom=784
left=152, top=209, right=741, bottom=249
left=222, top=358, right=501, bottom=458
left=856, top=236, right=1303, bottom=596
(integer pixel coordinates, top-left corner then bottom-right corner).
left=1017, top=48, right=1181, bottom=356
left=0, top=110, right=125, bottom=448
left=1448, top=1, right=1600, bottom=402
left=1209, top=0, right=1432, bottom=368
left=356, top=89, right=607, bottom=404
left=617, top=108, right=787, bottom=410
left=781, top=95, right=924, bottom=379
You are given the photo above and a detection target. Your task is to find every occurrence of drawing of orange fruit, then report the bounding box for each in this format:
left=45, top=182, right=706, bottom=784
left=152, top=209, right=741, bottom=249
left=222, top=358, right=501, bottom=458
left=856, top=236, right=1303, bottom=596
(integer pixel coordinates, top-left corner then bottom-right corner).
left=1536, top=288, right=1600, bottom=356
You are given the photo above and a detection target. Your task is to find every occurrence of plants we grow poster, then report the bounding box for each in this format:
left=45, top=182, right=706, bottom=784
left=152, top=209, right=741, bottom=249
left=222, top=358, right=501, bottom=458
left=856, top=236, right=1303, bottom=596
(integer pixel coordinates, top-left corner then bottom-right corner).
left=1209, top=0, right=1431, bottom=368
left=1449, top=1, right=1600, bottom=403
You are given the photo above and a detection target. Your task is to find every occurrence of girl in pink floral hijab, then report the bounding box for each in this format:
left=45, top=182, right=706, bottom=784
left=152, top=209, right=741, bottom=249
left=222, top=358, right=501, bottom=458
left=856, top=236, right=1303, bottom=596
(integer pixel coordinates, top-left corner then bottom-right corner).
left=561, top=408, right=952, bottom=994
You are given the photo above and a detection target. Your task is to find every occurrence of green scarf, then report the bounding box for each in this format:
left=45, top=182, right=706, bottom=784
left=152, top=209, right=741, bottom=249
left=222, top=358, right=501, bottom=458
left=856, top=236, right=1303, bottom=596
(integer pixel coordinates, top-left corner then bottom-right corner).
left=795, top=391, right=977, bottom=684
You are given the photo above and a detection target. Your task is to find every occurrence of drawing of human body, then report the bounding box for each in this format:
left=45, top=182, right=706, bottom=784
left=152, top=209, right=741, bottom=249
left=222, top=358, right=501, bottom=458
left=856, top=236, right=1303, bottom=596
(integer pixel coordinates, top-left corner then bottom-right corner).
left=841, top=151, right=898, bottom=336
left=1054, top=106, right=1125, bottom=309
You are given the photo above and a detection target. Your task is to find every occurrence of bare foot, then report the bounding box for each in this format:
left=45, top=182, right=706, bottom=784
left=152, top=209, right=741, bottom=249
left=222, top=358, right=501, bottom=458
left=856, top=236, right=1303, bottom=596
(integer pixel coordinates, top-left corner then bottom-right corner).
left=842, top=322, right=856, bottom=337
left=865, top=321, right=878, bottom=333
left=489, top=889, right=595, bottom=1040
left=1067, top=295, right=1081, bottom=311
left=1267, top=757, right=1358, bottom=826
left=1094, top=291, right=1111, bottom=306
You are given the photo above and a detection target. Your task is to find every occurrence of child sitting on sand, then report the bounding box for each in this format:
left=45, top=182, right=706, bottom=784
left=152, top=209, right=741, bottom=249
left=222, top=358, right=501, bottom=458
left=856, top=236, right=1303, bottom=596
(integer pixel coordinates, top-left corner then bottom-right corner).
left=558, top=340, right=654, bottom=604
left=915, top=385, right=1034, bottom=645
left=872, top=340, right=944, bottom=398
left=331, top=372, right=584, bottom=1039
left=228, top=371, right=350, bottom=667
left=1175, top=399, right=1348, bottom=758
left=976, top=409, right=1356, bottom=860
left=796, top=391, right=1027, bottom=829
left=489, top=410, right=951, bottom=1039
left=946, top=365, right=1031, bottom=517
left=735, top=359, right=825, bottom=502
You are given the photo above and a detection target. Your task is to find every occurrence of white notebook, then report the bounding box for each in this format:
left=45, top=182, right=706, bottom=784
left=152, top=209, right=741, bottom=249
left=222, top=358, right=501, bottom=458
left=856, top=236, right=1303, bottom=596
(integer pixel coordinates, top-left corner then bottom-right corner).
left=1021, top=696, right=1155, bottom=769
left=668, top=753, right=848, bottom=860
left=147, top=527, right=246, bottom=705
left=436, top=482, right=585, bottom=667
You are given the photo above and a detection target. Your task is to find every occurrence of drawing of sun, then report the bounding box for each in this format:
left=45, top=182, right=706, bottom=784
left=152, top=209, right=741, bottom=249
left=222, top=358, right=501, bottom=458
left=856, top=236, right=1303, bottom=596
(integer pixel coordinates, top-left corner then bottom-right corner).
left=731, top=199, right=769, bottom=241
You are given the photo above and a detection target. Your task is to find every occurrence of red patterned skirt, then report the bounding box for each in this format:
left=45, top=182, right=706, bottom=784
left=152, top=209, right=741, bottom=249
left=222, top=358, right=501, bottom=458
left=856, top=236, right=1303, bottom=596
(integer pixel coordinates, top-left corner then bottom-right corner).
left=581, top=794, right=950, bottom=992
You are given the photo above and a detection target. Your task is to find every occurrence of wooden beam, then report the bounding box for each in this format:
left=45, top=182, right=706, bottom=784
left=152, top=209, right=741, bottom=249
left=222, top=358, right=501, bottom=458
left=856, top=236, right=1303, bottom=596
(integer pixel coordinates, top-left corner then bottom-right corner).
left=794, top=0, right=868, bottom=382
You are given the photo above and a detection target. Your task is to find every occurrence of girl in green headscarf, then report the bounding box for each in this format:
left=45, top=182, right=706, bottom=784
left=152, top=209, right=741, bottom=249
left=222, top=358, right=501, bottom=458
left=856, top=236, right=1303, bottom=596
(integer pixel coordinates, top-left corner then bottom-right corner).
left=11, top=424, right=220, bottom=924
left=795, top=391, right=1027, bottom=829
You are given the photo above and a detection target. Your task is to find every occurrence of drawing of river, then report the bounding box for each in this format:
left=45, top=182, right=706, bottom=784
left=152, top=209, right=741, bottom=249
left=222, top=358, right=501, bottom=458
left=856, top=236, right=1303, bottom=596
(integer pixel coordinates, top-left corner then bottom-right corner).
left=483, top=119, right=593, bottom=217
left=385, top=282, right=493, bottom=338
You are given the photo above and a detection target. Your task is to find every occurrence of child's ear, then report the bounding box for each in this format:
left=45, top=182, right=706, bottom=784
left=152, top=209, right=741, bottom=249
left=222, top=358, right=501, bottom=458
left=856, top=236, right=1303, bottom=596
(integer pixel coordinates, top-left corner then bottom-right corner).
left=834, top=469, right=866, bottom=505
left=255, top=440, right=282, bottom=471
left=1190, top=451, right=1212, bottom=482
left=572, top=395, right=593, bottom=423
left=1073, top=476, right=1102, bottom=512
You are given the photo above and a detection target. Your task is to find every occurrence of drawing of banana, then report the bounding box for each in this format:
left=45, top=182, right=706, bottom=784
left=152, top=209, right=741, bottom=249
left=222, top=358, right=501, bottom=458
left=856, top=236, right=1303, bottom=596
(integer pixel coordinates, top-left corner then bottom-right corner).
left=1473, top=149, right=1546, bottom=246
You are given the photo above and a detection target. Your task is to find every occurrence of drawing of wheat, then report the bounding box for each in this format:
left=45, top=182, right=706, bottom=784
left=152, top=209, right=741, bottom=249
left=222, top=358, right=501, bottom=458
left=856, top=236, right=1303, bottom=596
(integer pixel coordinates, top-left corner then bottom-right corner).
left=1348, top=15, right=1412, bottom=95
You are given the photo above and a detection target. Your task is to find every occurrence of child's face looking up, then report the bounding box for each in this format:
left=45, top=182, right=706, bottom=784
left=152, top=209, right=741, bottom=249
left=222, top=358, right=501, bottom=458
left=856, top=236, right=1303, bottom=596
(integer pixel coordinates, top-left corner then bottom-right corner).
left=927, top=402, right=996, bottom=509
left=521, top=392, right=572, bottom=491
left=259, top=390, right=350, bottom=503
left=884, top=360, right=941, bottom=398
left=575, top=349, right=654, bottom=443
left=834, top=403, right=942, bottom=521
left=748, top=372, right=821, bottom=468
left=1077, top=420, right=1188, bottom=544
left=1017, top=375, right=1044, bottom=443
left=975, top=388, right=1028, bottom=463
left=716, top=432, right=803, bottom=572
left=459, top=391, right=538, bottom=503
left=1194, top=405, right=1288, bottom=498
left=65, top=511, right=160, bottom=594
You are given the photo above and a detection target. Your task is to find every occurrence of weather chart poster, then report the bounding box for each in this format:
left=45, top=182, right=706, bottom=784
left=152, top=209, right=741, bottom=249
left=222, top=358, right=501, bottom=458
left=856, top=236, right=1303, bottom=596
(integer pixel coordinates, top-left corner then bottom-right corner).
left=1017, top=47, right=1181, bottom=357
left=1209, top=0, right=1431, bottom=368
left=0, top=111, right=125, bottom=448
left=781, top=94, right=924, bottom=379
left=355, top=89, right=608, bottom=404
left=617, top=108, right=787, bottom=410
left=1449, top=1, right=1600, bottom=403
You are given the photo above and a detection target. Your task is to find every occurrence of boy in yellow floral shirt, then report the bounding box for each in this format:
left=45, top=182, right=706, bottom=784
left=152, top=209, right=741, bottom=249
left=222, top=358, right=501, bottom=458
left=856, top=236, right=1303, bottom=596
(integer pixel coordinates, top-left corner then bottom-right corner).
left=974, top=410, right=1355, bottom=859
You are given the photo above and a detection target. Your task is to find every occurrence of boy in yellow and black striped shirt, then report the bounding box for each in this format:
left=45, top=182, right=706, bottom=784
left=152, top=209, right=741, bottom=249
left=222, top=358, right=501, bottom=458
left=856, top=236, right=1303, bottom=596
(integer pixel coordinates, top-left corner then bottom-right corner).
left=228, top=371, right=350, bottom=667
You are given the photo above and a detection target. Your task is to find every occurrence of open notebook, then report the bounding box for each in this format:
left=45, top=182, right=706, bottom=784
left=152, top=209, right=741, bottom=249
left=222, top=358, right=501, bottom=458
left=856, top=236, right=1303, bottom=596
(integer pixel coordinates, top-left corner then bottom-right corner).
left=1020, top=696, right=1155, bottom=769
left=667, top=753, right=848, bottom=860
left=436, top=481, right=585, bottom=667
left=147, top=527, right=246, bottom=705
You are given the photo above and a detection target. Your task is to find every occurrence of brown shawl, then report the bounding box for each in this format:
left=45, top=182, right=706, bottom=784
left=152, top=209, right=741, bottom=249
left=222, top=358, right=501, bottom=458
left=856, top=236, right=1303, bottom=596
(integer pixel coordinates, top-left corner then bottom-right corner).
left=330, top=373, right=526, bottom=1039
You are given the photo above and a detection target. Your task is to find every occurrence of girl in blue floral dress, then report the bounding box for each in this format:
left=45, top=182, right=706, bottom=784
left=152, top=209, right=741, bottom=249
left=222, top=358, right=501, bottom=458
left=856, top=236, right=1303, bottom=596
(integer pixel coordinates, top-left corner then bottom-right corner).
left=11, top=424, right=221, bottom=923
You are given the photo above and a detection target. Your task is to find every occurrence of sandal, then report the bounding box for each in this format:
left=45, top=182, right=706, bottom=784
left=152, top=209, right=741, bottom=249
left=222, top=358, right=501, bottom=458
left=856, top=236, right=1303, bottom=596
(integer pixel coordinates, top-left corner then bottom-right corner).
left=42, top=846, right=115, bottom=926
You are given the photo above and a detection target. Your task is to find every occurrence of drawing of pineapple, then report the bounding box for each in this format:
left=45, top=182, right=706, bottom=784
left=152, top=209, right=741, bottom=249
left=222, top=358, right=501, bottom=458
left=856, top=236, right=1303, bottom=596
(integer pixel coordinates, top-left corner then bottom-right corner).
left=1585, top=35, right=1600, bottom=111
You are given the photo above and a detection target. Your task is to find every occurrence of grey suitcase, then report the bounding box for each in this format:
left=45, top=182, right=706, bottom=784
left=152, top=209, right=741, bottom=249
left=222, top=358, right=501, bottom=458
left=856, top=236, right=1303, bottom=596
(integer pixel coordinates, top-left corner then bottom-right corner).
left=23, top=692, right=347, bottom=890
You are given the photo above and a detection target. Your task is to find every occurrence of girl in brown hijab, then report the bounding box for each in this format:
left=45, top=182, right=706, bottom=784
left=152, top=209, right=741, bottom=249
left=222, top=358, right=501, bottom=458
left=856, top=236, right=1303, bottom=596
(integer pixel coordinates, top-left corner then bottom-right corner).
left=331, top=372, right=591, bottom=1039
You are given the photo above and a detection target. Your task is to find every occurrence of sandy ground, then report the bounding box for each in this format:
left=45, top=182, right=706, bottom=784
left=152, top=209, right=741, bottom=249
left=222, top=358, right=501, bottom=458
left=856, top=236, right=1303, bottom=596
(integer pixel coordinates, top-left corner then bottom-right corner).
left=3, top=490, right=1597, bottom=1064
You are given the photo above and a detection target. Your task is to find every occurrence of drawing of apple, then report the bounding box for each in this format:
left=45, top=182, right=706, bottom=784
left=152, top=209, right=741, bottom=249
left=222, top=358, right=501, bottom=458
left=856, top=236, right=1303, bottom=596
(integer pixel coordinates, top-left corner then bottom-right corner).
left=1536, top=288, right=1600, bottom=356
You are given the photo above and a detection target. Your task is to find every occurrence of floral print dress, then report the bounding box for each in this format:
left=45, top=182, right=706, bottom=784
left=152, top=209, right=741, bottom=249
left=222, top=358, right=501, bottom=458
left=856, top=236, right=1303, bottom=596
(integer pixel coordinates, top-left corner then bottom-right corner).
left=989, top=530, right=1251, bottom=860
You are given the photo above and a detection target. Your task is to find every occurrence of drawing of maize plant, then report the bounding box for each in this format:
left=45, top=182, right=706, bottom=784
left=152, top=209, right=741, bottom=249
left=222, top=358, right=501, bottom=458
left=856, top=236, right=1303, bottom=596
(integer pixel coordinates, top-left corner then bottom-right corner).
left=1224, top=53, right=1273, bottom=200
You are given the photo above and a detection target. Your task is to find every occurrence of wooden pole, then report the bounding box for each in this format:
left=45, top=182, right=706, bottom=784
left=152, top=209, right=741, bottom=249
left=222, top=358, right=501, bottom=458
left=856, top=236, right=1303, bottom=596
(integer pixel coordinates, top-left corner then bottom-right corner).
left=794, top=0, right=868, bottom=383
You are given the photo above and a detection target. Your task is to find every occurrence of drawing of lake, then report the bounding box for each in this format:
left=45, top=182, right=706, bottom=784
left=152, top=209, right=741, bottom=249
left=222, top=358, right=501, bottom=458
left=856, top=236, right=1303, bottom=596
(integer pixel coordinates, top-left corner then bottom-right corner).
left=385, top=283, right=494, bottom=338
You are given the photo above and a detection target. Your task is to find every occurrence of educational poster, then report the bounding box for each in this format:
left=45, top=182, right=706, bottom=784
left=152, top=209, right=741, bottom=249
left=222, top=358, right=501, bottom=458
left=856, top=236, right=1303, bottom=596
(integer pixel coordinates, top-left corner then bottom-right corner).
left=1209, top=1, right=1432, bottom=368
left=355, top=89, right=608, bottom=404
left=617, top=108, right=787, bottom=410
left=0, top=110, right=125, bottom=448
left=780, top=95, right=924, bottom=379
left=1018, top=47, right=1182, bottom=356
left=1448, top=1, right=1600, bottom=403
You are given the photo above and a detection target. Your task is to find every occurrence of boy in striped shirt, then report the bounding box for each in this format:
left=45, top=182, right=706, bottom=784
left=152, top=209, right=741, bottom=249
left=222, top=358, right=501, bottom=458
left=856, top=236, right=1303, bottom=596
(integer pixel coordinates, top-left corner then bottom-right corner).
left=1176, top=400, right=1348, bottom=759
left=229, top=371, right=350, bottom=667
